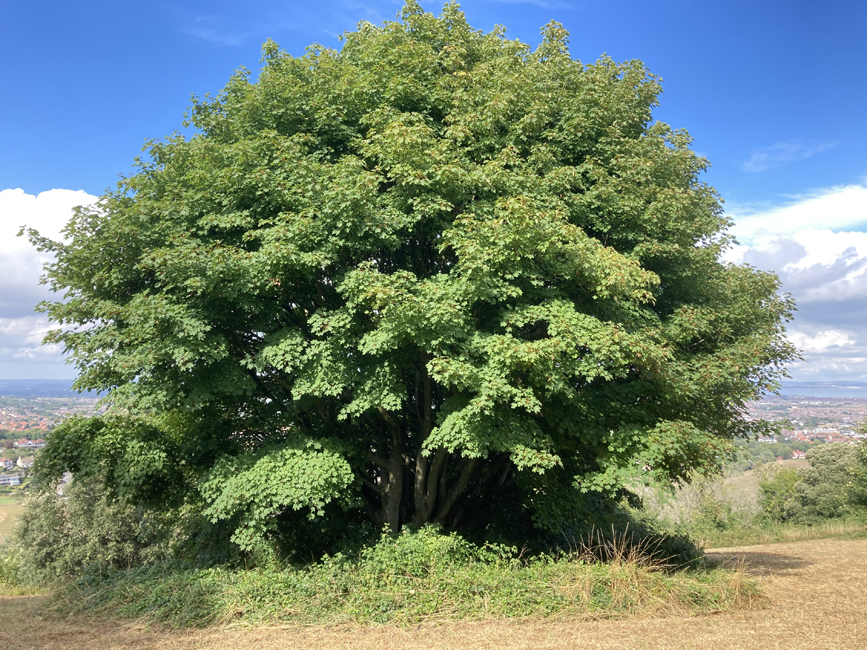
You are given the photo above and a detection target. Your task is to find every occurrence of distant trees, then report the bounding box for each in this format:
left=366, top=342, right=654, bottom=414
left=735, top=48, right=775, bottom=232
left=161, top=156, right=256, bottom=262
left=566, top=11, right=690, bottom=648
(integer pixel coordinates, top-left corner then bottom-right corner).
left=729, top=439, right=820, bottom=472
left=758, top=443, right=866, bottom=524
left=29, top=2, right=797, bottom=554
left=757, top=467, right=800, bottom=523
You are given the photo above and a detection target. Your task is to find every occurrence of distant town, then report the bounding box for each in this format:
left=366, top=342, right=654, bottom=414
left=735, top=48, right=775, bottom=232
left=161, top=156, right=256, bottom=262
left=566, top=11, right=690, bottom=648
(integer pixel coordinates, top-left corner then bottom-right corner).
left=0, top=394, right=101, bottom=433
left=2, top=391, right=866, bottom=491
left=0, top=394, right=100, bottom=489
left=748, top=395, right=867, bottom=445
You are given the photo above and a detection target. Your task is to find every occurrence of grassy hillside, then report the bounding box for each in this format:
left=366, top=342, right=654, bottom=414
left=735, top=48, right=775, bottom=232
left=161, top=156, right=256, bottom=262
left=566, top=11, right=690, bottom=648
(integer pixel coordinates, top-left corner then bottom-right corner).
left=0, top=503, right=23, bottom=543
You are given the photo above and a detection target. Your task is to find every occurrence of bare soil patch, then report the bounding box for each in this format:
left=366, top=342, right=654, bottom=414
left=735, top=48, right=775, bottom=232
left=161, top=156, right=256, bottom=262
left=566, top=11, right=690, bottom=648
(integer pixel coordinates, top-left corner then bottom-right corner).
left=2, top=537, right=865, bottom=650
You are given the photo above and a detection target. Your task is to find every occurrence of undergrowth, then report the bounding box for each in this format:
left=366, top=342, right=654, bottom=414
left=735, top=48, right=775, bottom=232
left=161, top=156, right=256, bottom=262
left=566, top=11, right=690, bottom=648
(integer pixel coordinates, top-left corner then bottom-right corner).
left=47, top=526, right=760, bottom=627
left=699, top=518, right=867, bottom=549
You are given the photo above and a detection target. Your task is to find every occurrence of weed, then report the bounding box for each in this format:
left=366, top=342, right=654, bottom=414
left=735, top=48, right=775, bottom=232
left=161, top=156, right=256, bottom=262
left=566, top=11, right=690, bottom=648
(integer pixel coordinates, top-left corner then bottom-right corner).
left=47, top=526, right=759, bottom=627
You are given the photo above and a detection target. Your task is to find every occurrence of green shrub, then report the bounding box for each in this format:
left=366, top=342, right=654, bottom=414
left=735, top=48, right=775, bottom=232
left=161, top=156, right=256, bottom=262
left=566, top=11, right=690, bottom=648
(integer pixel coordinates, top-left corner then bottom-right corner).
left=755, top=444, right=865, bottom=525
left=757, top=466, right=799, bottom=523
left=848, top=441, right=866, bottom=509
left=11, top=476, right=174, bottom=586
left=789, top=444, right=863, bottom=523
left=0, top=544, right=19, bottom=588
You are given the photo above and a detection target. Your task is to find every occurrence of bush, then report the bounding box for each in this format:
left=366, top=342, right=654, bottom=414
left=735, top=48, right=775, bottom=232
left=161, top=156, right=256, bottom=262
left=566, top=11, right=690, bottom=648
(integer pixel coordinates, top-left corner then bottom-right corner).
left=0, top=544, right=19, bottom=588
left=850, top=441, right=867, bottom=509
left=789, top=444, right=863, bottom=523
left=757, top=467, right=799, bottom=523
left=11, top=476, right=175, bottom=586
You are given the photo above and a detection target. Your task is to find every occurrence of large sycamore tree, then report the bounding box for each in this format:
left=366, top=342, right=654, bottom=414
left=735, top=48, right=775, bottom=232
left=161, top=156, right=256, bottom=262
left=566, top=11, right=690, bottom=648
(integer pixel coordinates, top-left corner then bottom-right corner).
left=32, top=2, right=797, bottom=551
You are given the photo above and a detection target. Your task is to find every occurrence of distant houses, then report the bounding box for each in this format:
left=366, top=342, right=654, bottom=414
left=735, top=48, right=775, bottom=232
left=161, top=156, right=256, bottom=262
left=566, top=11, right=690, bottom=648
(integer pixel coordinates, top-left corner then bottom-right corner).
left=0, top=457, right=13, bottom=470
left=792, top=449, right=807, bottom=459
left=779, top=428, right=862, bottom=445
left=0, top=472, right=22, bottom=486
left=13, top=438, right=46, bottom=449
left=16, top=456, right=35, bottom=469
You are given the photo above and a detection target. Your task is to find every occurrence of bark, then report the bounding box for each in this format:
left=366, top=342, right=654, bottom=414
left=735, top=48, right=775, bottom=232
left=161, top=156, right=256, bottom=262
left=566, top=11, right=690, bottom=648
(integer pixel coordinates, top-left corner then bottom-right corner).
left=412, top=357, right=445, bottom=525
left=379, top=408, right=404, bottom=533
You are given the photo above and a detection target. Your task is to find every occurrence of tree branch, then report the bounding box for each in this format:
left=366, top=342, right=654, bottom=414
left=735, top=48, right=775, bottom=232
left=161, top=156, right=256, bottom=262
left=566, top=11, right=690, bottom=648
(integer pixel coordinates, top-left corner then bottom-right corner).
left=367, top=450, right=388, bottom=468
left=434, top=457, right=478, bottom=523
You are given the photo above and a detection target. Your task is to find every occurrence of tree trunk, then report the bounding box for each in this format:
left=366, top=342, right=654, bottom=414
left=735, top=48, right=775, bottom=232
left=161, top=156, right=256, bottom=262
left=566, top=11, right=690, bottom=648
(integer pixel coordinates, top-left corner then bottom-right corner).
left=379, top=407, right=403, bottom=533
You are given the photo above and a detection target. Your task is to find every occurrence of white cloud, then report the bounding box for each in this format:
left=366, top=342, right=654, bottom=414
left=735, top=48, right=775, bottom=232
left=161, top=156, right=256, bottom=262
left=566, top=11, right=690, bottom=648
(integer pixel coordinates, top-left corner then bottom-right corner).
left=0, top=188, right=96, bottom=253
left=0, top=316, right=50, bottom=343
left=0, top=188, right=97, bottom=375
left=741, top=139, right=838, bottom=173
left=728, top=183, right=867, bottom=242
left=724, top=182, right=867, bottom=381
left=0, top=317, right=61, bottom=359
left=788, top=330, right=855, bottom=354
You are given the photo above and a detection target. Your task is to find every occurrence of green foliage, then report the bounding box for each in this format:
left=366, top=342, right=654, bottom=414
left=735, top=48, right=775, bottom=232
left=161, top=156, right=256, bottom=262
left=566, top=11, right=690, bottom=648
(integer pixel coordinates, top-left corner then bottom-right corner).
left=853, top=442, right=867, bottom=508
left=639, top=470, right=867, bottom=549
left=757, top=466, right=799, bottom=523
left=27, top=1, right=797, bottom=553
left=788, top=444, right=863, bottom=523
left=728, top=439, right=821, bottom=472
left=49, top=525, right=755, bottom=627
left=0, top=545, right=19, bottom=589
left=200, top=439, right=356, bottom=551
left=754, top=444, right=864, bottom=525
left=8, top=477, right=174, bottom=586
left=638, top=443, right=867, bottom=548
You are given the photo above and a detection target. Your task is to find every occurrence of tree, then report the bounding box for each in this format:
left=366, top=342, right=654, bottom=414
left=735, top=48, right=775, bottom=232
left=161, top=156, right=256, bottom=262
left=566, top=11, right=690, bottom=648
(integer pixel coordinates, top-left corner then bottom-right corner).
left=847, top=418, right=867, bottom=511
left=28, top=2, right=797, bottom=552
left=758, top=443, right=865, bottom=524
left=757, top=466, right=799, bottom=523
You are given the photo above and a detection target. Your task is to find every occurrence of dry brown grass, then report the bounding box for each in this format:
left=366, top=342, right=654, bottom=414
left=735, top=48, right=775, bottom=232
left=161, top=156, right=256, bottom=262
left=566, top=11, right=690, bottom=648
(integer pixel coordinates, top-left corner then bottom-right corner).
left=2, top=537, right=865, bottom=650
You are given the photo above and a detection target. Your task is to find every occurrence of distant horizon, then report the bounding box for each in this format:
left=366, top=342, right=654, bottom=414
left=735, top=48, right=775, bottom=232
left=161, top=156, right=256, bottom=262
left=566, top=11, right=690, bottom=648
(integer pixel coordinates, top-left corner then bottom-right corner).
left=3, top=378, right=867, bottom=401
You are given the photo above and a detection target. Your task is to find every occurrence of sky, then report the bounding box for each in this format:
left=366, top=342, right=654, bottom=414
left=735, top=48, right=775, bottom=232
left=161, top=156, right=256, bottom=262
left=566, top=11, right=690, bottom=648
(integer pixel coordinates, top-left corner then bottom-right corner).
left=0, top=0, right=865, bottom=382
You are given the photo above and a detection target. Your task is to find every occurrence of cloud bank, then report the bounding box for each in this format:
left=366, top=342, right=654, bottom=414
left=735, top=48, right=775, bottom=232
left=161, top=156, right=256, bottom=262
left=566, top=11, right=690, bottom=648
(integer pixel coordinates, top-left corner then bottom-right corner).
left=724, top=182, right=867, bottom=381
left=0, top=188, right=97, bottom=378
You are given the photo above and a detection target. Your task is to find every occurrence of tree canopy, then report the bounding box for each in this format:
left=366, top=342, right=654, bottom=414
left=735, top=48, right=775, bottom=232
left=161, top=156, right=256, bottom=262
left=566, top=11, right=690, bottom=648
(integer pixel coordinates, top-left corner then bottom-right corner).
left=30, top=1, right=798, bottom=553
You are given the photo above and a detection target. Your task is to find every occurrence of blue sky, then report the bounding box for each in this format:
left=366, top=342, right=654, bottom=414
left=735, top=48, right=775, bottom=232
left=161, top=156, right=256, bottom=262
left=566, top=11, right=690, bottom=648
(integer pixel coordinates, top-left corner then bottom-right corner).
left=1, top=0, right=866, bottom=381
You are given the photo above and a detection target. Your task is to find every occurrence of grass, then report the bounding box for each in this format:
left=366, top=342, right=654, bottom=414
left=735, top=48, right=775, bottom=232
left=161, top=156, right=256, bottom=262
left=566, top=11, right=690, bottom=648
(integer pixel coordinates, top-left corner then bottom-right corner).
left=46, top=527, right=760, bottom=628
left=4, top=537, right=865, bottom=650
left=0, top=495, right=23, bottom=505
left=700, top=518, right=867, bottom=549
left=0, top=504, right=24, bottom=543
